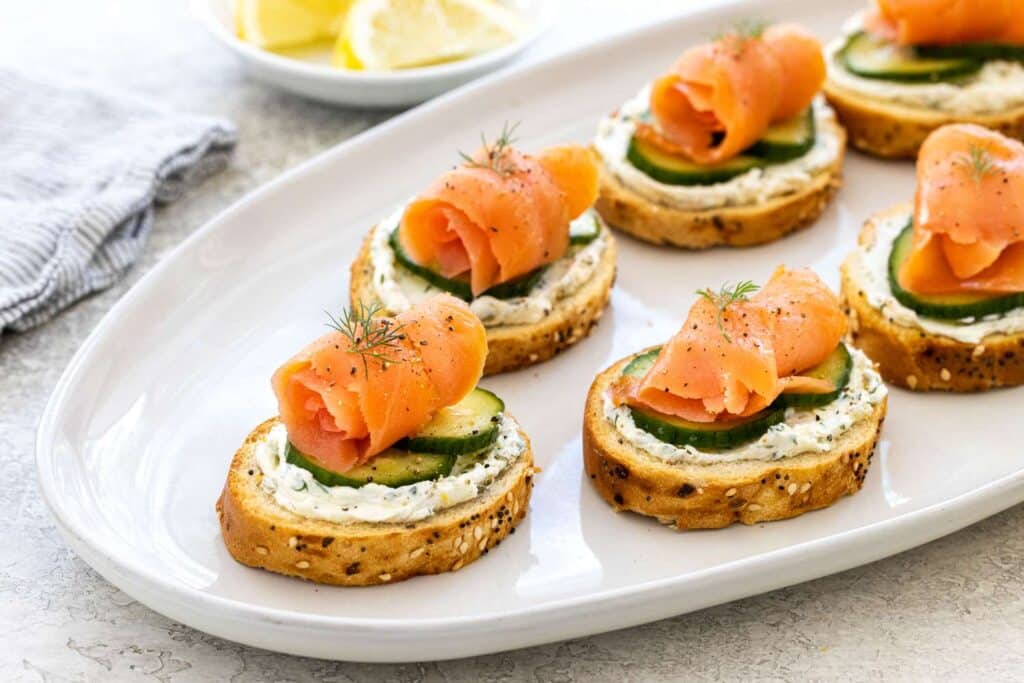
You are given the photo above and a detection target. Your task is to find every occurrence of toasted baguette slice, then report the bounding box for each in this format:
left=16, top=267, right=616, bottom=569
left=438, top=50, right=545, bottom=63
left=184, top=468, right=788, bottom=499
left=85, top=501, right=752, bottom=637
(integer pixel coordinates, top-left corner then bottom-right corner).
left=217, top=418, right=536, bottom=586
left=582, top=355, right=887, bottom=530
left=824, top=80, right=1024, bottom=159
left=350, top=226, right=617, bottom=375
left=593, top=117, right=846, bottom=249
left=840, top=210, right=1024, bottom=391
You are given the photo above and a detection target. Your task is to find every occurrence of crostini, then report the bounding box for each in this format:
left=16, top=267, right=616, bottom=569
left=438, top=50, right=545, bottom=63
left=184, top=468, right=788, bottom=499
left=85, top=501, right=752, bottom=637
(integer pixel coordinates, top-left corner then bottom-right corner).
left=841, top=123, right=1024, bottom=391
left=217, top=294, right=536, bottom=586
left=584, top=268, right=887, bottom=530
left=594, top=22, right=847, bottom=248
left=349, top=125, right=617, bottom=375
left=824, top=1, right=1024, bottom=158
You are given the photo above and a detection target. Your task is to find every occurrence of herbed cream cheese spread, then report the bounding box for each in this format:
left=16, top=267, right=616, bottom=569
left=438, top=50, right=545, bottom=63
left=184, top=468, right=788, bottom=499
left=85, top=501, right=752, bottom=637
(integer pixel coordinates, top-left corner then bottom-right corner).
left=593, top=88, right=843, bottom=210
left=369, top=206, right=610, bottom=327
left=846, top=211, right=1024, bottom=344
left=826, top=17, right=1024, bottom=115
left=254, top=415, right=525, bottom=524
left=602, top=347, right=886, bottom=466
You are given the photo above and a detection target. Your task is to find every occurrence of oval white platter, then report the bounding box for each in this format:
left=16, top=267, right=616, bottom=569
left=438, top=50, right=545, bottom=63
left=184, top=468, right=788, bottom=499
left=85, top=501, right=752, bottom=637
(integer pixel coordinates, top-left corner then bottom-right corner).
left=38, top=0, right=1024, bottom=663
left=194, top=0, right=557, bottom=107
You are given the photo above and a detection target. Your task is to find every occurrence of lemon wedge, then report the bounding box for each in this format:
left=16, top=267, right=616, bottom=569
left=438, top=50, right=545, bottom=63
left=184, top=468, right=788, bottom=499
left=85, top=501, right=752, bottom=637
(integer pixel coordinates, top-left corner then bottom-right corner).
left=336, top=0, right=525, bottom=71
left=236, top=0, right=349, bottom=50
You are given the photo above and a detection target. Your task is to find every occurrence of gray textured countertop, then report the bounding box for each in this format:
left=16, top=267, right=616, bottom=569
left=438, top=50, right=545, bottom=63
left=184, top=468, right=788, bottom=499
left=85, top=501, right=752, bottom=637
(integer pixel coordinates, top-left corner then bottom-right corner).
left=3, top=1, right=1023, bottom=680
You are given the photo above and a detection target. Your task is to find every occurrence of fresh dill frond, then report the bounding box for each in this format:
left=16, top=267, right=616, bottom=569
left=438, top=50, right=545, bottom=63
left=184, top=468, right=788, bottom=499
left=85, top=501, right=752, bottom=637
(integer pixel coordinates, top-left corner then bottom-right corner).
left=457, top=121, right=521, bottom=175
left=954, top=143, right=997, bottom=184
left=696, top=280, right=761, bottom=343
left=326, top=302, right=406, bottom=377
left=712, top=18, right=767, bottom=47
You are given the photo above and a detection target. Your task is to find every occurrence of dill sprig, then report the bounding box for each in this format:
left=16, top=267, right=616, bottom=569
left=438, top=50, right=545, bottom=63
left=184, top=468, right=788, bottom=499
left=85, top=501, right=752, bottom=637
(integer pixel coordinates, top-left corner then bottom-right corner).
left=696, top=280, right=761, bottom=343
left=712, top=18, right=767, bottom=49
left=326, top=302, right=406, bottom=377
left=954, top=143, right=997, bottom=184
left=458, top=121, right=521, bottom=175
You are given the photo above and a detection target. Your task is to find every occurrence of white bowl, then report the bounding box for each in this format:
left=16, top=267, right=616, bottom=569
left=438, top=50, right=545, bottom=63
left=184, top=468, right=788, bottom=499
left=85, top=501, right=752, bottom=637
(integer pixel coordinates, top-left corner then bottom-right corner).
left=194, top=0, right=557, bottom=107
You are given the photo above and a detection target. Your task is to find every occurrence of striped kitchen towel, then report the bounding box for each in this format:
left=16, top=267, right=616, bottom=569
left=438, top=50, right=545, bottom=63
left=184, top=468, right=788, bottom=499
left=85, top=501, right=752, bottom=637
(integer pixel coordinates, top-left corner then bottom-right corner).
left=0, top=68, right=237, bottom=333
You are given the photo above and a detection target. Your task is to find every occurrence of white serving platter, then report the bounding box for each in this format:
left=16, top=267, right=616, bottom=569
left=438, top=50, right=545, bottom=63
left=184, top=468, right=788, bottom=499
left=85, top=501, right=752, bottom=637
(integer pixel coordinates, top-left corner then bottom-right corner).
left=194, top=0, right=556, bottom=107
left=38, top=0, right=1024, bottom=663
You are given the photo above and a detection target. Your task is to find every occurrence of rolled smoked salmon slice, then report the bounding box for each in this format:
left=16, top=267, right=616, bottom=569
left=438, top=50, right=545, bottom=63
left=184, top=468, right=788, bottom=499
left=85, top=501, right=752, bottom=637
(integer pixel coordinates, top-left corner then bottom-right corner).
left=398, top=143, right=599, bottom=296
left=611, top=268, right=845, bottom=423
left=865, top=0, right=1024, bottom=47
left=899, top=124, right=1024, bottom=295
left=272, top=294, right=487, bottom=473
left=645, top=22, right=825, bottom=165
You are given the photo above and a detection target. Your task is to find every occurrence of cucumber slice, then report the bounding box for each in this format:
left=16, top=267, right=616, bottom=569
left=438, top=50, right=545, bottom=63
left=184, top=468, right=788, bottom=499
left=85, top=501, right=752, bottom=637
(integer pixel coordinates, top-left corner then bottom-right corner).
left=569, top=213, right=601, bottom=245
left=484, top=267, right=548, bottom=299
left=840, top=31, right=982, bottom=82
left=627, top=137, right=762, bottom=185
left=389, top=229, right=546, bottom=301
left=748, top=108, right=816, bottom=162
left=916, top=43, right=1024, bottom=63
left=402, top=388, right=504, bottom=455
left=618, top=343, right=851, bottom=448
left=622, top=347, right=661, bottom=377
left=285, top=443, right=455, bottom=488
left=619, top=347, right=783, bottom=449
left=629, top=405, right=786, bottom=450
left=389, top=229, right=473, bottom=299
left=285, top=387, right=506, bottom=487
left=626, top=345, right=851, bottom=407
left=779, top=344, right=852, bottom=408
left=625, top=108, right=816, bottom=185
left=888, top=222, right=1024, bottom=319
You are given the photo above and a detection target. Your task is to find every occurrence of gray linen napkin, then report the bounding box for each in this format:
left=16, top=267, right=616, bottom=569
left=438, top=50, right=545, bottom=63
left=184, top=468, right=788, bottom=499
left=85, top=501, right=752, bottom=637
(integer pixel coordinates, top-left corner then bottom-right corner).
left=0, top=68, right=237, bottom=333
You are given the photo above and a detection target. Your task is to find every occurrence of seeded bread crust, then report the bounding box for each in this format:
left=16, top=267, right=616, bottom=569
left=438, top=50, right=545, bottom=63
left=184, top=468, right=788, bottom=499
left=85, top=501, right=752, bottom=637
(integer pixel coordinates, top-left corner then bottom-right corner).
left=592, top=117, right=845, bottom=249
left=582, top=352, right=887, bottom=530
left=217, top=418, right=536, bottom=586
left=823, top=80, right=1024, bottom=159
left=349, top=226, right=617, bottom=375
left=840, top=206, right=1024, bottom=391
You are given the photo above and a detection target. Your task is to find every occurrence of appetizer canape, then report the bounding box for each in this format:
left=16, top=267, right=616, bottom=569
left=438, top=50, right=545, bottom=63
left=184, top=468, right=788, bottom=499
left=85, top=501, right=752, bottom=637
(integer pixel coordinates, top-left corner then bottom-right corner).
left=217, top=294, right=536, bottom=586
left=583, top=268, right=887, bottom=529
left=841, top=123, right=1024, bottom=391
left=824, top=0, right=1024, bottom=158
left=350, top=125, right=617, bottom=374
left=594, top=22, right=847, bottom=248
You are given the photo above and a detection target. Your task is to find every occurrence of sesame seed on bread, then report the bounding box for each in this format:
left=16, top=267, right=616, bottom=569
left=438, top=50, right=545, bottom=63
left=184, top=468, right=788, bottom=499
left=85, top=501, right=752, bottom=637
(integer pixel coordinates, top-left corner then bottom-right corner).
left=217, top=417, right=536, bottom=586
left=592, top=116, right=846, bottom=249
left=840, top=206, right=1024, bottom=391
left=823, top=79, right=1024, bottom=159
left=582, top=352, right=886, bottom=530
left=349, top=225, right=617, bottom=375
